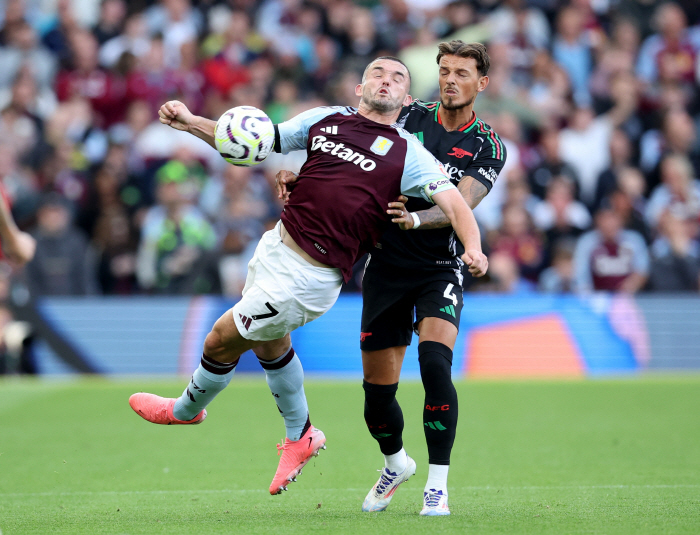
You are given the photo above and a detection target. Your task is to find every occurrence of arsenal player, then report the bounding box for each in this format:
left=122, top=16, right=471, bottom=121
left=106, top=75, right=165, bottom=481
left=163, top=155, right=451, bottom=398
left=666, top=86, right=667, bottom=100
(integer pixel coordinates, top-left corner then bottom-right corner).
left=359, top=41, right=506, bottom=515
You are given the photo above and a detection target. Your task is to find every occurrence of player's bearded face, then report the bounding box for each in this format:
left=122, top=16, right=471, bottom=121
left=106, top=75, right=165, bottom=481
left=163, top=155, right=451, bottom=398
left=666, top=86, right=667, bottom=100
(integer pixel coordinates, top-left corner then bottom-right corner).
left=362, top=84, right=405, bottom=112
left=439, top=56, right=483, bottom=111
left=360, top=61, right=410, bottom=113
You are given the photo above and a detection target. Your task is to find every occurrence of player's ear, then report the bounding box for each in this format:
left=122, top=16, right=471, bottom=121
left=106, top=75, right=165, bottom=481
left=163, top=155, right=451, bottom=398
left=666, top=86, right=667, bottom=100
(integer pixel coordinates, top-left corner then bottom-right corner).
left=477, top=75, right=489, bottom=93
left=403, top=93, right=413, bottom=106
left=355, top=84, right=363, bottom=97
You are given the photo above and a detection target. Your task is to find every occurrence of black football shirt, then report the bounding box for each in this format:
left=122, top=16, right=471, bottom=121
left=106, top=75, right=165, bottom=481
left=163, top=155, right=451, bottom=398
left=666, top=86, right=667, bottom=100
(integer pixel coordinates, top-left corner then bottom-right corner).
left=369, top=100, right=507, bottom=273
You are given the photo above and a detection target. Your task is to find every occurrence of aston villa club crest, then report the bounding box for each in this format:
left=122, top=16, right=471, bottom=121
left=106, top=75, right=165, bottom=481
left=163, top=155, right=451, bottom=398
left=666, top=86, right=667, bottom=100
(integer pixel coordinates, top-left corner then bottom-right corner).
left=370, top=136, right=393, bottom=155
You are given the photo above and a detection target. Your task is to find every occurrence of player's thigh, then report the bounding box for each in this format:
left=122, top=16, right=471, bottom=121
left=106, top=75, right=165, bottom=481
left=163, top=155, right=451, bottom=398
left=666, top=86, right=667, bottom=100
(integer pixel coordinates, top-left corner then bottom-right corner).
left=204, top=309, right=260, bottom=361
left=360, top=266, right=415, bottom=352
left=232, top=222, right=343, bottom=342
left=416, top=317, right=458, bottom=350
left=362, top=346, right=408, bottom=384
left=414, top=274, right=463, bottom=348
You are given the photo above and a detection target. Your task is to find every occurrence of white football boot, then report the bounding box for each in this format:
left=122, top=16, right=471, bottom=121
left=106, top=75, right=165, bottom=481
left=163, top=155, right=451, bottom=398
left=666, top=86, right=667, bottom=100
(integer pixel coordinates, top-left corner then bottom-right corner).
left=362, top=455, right=417, bottom=512
left=420, top=488, right=450, bottom=516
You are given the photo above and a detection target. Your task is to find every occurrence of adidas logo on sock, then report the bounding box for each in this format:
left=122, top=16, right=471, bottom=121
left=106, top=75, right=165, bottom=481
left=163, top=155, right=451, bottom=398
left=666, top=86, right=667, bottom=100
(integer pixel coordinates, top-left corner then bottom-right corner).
left=320, top=126, right=338, bottom=134
left=425, top=421, right=447, bottom=430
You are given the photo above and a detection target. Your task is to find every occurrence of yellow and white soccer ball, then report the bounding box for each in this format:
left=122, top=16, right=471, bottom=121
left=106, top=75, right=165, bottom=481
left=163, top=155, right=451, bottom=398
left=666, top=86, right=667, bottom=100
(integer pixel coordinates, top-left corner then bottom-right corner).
left=214, top=106, right=275, bottom=166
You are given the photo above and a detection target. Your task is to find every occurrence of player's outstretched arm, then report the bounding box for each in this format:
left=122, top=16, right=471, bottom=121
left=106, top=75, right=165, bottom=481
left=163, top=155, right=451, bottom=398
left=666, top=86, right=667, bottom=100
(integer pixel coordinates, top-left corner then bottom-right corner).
left=158, top=100, right=217, bottom=150
left=431, top=188, right=488, bottom=277
left=388, top=176, right=488, bottom=230
left=0, top=200, right=35, bottom=265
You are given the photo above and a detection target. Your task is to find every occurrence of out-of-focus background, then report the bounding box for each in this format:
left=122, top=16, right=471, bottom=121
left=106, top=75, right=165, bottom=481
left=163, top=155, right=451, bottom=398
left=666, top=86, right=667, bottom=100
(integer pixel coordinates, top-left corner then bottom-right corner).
left=0, top=0, right=699, bottom=377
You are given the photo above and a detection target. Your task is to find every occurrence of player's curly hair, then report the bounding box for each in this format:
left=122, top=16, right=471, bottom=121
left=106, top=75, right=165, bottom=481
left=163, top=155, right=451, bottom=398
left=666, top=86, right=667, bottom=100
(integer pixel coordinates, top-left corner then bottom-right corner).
left=436, top=41, right=490, bottom=77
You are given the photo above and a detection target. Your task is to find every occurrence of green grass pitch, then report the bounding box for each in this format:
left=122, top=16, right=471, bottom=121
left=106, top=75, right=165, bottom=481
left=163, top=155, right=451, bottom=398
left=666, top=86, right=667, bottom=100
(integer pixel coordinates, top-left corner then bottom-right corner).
left=1, top=376, right=699, bottom=534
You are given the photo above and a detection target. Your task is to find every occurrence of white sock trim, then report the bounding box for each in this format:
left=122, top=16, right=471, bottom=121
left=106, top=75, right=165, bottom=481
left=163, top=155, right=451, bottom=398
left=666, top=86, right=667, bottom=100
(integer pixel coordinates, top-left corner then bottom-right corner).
left=425, top=464, right=449, bottom=493
left=384, top=448, right=408, bottom=474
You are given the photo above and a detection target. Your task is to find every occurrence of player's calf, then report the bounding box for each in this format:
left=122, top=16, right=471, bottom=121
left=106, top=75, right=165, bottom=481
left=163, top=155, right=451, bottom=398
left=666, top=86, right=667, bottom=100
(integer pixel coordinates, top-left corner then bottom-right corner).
left=363, top=380, right=405, bottom=458
left=419, top=341, right=457, bottom=497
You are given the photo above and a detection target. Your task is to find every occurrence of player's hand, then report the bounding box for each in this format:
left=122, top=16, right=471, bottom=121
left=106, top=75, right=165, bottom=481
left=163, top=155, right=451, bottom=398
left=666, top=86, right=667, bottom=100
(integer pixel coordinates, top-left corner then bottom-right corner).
left=3, top=230, right=36, bottom=266
left=462, top=249, right=488, bottom=277
left=158, top=100, right=194, bottom=132
left=387, top=196, right=413, bottom=230
left=275, top=170, right=298, bottom=203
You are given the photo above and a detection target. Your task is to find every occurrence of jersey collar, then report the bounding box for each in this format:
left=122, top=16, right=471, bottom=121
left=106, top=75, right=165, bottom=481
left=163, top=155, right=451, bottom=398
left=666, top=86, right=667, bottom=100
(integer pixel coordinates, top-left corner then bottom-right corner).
left=435, top=103, right=477, bottom=133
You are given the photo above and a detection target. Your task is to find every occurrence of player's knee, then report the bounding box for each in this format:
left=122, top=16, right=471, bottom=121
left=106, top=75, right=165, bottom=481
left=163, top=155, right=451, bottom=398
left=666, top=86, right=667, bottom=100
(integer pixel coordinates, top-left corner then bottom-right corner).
left=203, top=329, right=225, bottom=359
left=418, top=341, right=453, bottom=388
left=363, top=380, right=398, bottom=408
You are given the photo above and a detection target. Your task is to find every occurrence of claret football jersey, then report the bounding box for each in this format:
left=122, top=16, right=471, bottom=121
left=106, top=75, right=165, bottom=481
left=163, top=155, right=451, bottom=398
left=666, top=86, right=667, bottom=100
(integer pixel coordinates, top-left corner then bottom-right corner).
left=370, top=100, right=507, bottom=273
left=273, top=106, right=456, bottom=282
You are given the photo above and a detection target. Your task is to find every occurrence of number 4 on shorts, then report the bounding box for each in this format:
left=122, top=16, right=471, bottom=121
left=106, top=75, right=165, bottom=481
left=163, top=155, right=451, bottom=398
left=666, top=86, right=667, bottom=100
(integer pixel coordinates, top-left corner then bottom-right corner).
left=443, top=284, right=458, bottom=307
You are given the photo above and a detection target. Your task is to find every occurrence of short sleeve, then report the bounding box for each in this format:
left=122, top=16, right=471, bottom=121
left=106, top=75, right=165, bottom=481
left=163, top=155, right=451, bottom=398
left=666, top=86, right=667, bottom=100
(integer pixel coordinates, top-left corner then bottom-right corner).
left=276, top=106, right=354, bottom=154
left=399, top=131, right=456, bottom=203
left=464, top=125, right=507, bottom=192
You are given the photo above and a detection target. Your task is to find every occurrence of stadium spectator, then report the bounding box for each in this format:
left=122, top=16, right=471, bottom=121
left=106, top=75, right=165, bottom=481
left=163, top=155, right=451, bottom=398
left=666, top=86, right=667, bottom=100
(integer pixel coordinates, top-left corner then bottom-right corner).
left=559, top=106, right=613, bottom=209
left=0, top=19, right=57, bottom=91
left=42, top=0, right=81, bottom=65
left=636, top=2, right=700, bottom=86
left=491, top=203, right=545, bottom=282
left=572, top=203, right=649, bottom=293
left=528, top=128, right=579, bottom=200
left=54, top=29, right=126, bottom=127
left=609, top=174, right=653, bottom=244
left=98, top=13, right=150, bottom=70
left=538, top=239, right=576, bottom=293
left=486, top=250, right=536, bottom=293
left=135, top=161, right=216, bottom=294
left=0, top=72, right=47, bottom=168
left=641, top=108, right=700, bottom=192
left=532, top=176, right=591, bottom=256
left=0, top=143, right=37, bottom=227
left=25, top=192, right=98, bottom=296
left=594, top=128, right=636, bottom=211
left=525, top=49, right=572, bottom=126
left=143, top=0, right=201, bottom=70
left=648, top=210, right=700, bottom=292
left=92, top=0, right=127, bottom=46
left=645, top=154, right=700, bottom=232
left=552, top=5, right=594, bottom=106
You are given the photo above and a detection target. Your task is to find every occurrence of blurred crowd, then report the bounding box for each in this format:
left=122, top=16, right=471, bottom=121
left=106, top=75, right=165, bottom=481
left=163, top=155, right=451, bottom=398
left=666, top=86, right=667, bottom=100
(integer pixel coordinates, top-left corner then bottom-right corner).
left=1, top=0, right=700, bottom=302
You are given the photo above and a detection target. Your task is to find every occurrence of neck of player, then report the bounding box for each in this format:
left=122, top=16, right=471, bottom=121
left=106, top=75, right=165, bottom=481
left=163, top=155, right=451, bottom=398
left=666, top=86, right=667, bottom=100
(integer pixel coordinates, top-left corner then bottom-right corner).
left=438, top=104, right=475, bottom=132
left=357, top=103, right=401, bottom=125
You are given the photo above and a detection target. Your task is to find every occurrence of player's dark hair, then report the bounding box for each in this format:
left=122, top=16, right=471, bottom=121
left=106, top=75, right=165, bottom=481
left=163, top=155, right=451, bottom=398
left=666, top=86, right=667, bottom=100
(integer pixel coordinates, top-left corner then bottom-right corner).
left=362, top=56, right=411, bottom=84
left=436, top=41, right=490, bottom=77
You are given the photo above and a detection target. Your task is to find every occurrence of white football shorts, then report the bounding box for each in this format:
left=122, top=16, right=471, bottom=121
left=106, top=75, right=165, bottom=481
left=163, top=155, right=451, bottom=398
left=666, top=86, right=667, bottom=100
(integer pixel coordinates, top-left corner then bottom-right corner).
left=232, top=221, right=343, bottom=341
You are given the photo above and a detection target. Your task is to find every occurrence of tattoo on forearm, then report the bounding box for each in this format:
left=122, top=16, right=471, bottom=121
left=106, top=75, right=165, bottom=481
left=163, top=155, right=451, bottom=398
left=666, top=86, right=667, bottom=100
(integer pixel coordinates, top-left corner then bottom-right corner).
left=415, top=177, right=489, bottom=230
left=415, top=205, right=451, bottom=229
left=464, top=179, right=489, bottom=209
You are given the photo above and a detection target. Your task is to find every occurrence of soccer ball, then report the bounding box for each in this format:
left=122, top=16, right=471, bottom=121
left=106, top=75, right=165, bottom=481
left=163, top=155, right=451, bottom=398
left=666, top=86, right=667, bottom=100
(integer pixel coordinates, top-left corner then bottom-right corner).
left=214, top=106, right=275, bottom=166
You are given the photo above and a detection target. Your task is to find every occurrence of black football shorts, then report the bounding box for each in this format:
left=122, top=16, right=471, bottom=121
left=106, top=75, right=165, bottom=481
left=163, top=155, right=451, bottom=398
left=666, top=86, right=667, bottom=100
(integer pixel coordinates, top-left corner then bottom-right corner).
left=360, top=264, right=463, bottom=352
